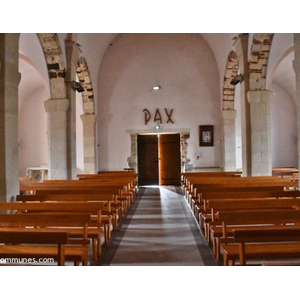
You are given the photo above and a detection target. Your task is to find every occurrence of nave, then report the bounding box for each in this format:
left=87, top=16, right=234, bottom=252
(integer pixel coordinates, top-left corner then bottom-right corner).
left=97, top=186, right=217, bottom=266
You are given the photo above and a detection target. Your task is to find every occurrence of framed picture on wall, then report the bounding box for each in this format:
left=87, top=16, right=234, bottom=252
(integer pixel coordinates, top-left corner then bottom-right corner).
left=199, top=125, right=214, bottom=146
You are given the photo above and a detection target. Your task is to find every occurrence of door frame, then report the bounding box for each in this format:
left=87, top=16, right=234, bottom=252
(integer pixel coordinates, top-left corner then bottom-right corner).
left=126, top=128, right=191, bottom=175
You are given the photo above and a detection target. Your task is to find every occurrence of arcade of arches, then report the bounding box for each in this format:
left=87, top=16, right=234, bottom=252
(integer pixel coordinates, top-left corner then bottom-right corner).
left=1, top=33, right=300, bottom=202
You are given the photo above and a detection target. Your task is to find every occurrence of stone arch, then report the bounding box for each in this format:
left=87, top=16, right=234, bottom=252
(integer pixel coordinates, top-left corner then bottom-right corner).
left=222, top=50, right=239, bottom=110
left=249, top=33, right=274, bottom=90
left=76, top=57, right=95, bottom=114
left=36, top=33, right=67, bottom=99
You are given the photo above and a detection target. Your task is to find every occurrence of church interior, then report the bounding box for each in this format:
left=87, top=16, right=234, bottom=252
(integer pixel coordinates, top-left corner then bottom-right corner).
left=1, top=1, right=299, bottom=299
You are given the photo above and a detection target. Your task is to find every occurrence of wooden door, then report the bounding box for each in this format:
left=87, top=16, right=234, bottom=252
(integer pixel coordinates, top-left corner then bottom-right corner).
left=158, top=134, right=181, bottom=185
left=138, top=135, right=159, bottom=185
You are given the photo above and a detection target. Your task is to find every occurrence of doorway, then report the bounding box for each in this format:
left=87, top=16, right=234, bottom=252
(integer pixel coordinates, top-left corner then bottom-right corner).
left=137, top=133, right=181, bottom=185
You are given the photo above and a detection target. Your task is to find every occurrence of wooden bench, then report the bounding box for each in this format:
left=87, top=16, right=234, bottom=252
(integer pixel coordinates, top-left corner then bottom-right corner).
left=0, top=229, right=69, bottom=266
left=22, top=182, right=135, bottom=206
left=18, top=187, right=130, bottom=217
left=224, top=227, right=300, bottom=266
left=0, top=213, right=91, bottom=265
left=184, top=176, right=297, bottom=200
left=272, top=167, right=299, bottom=178
left=217, top=210, right=300, bottom=265
left=202, top=197, right=300, bottom=235
left=182, top=171, right=242, bottom=193
left=186, top=179, right=296, bottom=208
left=204, top=198, right=300, bottom=256
left=16, top=193, right=123, bottom=229
left=193, top=188, right=300, bottom=225
left=182, top=171, right=242, bottom=185
left=0, top=201, right=110, bottom=261
left=190, top=178, right=297, bottom=197
left=192, top=186, right=287, bottom=216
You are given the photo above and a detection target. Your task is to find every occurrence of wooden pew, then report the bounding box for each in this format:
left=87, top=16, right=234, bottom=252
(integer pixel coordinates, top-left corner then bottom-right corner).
left=19, top=187, right=130, bottom=217
left=181, top=171, right=242, bottom=186
left=217, top=210, right=300, bottom=265
left=16, top=193, right=124, bottom=228
left=228, top=227, right=300, bottom=266
left=193, top=188, right=300, bottom=225
left=22, top=181, right=135, bottom=206
left=181, top=171, right=242, bottom=196
left=184, top=175, right=296, bottom=197
left=0, top=213, right=91, bottom=265
left=0, top=229, right=69, bottom=266
left=191, top=177, right=297, bottom=196
left=201, top=196, right=300, bottom=233
left=0, top=201, right=110, bottom=261
left=272, top=167, right=299, bottom=178
left=204, top=198, right=300, bottom=256
left=185, top=178, right=297, bottom=206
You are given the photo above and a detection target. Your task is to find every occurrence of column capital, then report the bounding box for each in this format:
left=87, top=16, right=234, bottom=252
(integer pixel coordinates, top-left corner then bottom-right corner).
left=44, top=99, right=69, bottom=113
left=221, top=109, right=237, bottom=120
left=247, top=90, right=274, bottom=104
left=80, top=113, right=97, bottom=125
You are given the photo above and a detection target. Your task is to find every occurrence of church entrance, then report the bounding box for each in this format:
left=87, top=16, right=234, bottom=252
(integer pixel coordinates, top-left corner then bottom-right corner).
left=137, top=133, right=181, bottom=185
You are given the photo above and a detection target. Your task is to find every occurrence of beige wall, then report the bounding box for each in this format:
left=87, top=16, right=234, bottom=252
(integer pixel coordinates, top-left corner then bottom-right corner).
left=97, top=33, right=222, bottom=170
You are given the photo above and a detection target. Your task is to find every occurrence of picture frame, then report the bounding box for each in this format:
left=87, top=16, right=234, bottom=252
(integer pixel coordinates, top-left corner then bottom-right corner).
left=199, top=125, right=214, bottom=146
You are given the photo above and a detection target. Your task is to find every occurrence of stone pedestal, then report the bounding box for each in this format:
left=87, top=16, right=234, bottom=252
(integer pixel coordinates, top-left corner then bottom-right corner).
left=80, top=114, right=97, bottom=174
left=127, top=134, right=138, bottom=172
left=26, top=167, right=48, bottom=182
left=44, top=99, right=69, bottom=179
left=0, top=34, right=20, bottom=202
left=247, top=90, right=273, bottom=176
left=221, top=110, right=237, bottom=171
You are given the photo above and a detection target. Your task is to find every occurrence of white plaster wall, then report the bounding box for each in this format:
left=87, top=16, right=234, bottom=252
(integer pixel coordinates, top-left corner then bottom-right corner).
left=270, top=82, right=297, bottom=167
left=19, top=33, right=50, bottom=97
left=18, top=58, right=48, bottom=176
left=97, top=33, right=221, bottom=171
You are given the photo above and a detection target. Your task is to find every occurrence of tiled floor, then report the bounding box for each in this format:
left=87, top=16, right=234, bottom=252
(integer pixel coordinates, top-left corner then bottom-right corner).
left=97, top=186, right=217, bottom=266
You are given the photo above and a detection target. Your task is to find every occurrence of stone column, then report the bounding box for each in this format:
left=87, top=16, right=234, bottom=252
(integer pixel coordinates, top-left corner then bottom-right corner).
left=221, top=110, right=237, bottom=171
left=293, top=33, right=300, bottom=189
left=234, top=34, right=251, bottom=176
left=247, top=90, right=273, bottom=176
left=127, top=134, right=138, bottom=172
left=0, top=34, right=20, bottom=202
left=65, top=41, right=81, bottom=179
left=44, top=99, right=69, bottom=179
left=80, top=114, right=97, bottom=174
left=180, top=133, right=191, bottom=173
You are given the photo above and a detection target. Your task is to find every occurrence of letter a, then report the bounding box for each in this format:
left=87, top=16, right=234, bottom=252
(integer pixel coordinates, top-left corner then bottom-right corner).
left=143, top=109, right=151, bottom=125
left=154, top=109, right=162, bottom=124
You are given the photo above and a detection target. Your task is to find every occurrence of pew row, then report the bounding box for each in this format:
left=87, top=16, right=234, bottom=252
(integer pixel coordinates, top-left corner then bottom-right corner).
left=16, top=193, right=124, bottom=228
left=217, top=210, right=300, bottom=265
left=0, top=213, right=91, bottom=265
left=0, top=201, right=112, bottom=261
left=0, top=229, right=69, bottom=266
left=224, top=227, right=300, bottom=266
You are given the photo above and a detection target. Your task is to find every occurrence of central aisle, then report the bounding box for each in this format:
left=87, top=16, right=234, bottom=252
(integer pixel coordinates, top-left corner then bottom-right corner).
left=97, top=186, right=217, bottom=266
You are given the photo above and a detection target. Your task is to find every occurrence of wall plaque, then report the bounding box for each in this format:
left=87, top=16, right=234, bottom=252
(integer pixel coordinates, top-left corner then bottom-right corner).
left=199, top=125, right=214, bottom=146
